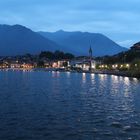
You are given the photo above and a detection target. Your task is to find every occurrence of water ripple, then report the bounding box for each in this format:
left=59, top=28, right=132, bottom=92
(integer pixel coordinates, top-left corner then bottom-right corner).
left=0, top=72, right=139, bottom=140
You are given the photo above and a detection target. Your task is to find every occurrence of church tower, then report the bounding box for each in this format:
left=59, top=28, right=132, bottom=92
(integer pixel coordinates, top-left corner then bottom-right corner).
left=89, top=46, right=92, bottom=59
left=89, top=46, right=93, bottom=71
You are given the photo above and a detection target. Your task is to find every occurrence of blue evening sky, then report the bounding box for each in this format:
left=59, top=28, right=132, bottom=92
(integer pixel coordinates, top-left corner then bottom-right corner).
left=0, top=0, right=140, bottom=48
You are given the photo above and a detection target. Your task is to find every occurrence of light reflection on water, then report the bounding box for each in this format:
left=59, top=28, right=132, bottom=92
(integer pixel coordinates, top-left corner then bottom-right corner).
left=90, top=73, right=95, bottom=84
left=124, top=77, right=130, bottom=85
left=66, top=72, right=71, bottom=78
left=99, top=74, right=107, bottom=81
left=0, top=71, right=140, bottom=140
left=82, top=73, right=86, bottom=83
left=52, top=71, right=60, bottom=78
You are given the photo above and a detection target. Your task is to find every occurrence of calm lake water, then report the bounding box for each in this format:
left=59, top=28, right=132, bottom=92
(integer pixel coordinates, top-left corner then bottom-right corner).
left=0, top=71, right=140, bottom=140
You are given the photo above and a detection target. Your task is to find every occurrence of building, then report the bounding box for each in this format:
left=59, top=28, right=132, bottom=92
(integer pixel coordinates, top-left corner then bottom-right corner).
left=0, top=62, right=9, bottom=69
left=51, top=60, right=69, bottom=68
left=21, top=63, right=34, bottom=69
left=69, top=46, right=96, bottom=71
left=10, top=63, right=21, bottom=69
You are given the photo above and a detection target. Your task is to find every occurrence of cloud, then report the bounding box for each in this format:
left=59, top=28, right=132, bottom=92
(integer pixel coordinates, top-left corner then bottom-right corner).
left=0, top=0, right=140, bottom=48
left=117, top=40, right=135, bottom=48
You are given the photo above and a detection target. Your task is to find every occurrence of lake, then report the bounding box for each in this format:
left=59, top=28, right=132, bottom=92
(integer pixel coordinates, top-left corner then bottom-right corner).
left=0, top=71, right=140, bottom=140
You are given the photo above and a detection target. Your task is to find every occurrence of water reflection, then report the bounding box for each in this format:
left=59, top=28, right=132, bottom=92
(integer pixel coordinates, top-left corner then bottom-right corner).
left=133, top=78, right=139, bottom=83
left=0, top=71, right=140, bottom=140
left=99, top=74, right=106, bottom=81
left=111, top=75, right=120, bottom=83
left=124, top=77, right=130, bottom=86
left=91, top=73, right=95, bottom=79
left=66, top=72, right=71, bottom=78
left=90, top=73, right=95, bottom=84
left=52, top=71, right=60, bottom=78
left=82, top=73, right=86, bottom=83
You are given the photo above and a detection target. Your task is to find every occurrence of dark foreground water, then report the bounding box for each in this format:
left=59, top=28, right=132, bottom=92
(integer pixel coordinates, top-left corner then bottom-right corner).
left=0, top=71, right=140, bottom=140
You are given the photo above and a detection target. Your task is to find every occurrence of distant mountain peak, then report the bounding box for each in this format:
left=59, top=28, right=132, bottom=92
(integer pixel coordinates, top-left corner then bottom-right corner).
left=56, top=29, right=65, bottom=33
left=12, top=24, right=26, bottom=28
left=0, top=24, right=61, bottom=56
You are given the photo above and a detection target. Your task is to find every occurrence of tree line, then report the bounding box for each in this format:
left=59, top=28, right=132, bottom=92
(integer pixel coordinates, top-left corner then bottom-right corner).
left=39, top=50, right=75, bottom=60
left=96, top=50, right=140, bottom=64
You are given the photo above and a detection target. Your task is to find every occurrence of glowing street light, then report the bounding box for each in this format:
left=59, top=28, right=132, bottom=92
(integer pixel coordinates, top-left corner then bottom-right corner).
left=120, top=65, right=123, bottom=68
left=112, top=65, right=115, bottom=68
left=126, top=64, right=130, bottom=68
left=135, top=64, right=138, bottom=67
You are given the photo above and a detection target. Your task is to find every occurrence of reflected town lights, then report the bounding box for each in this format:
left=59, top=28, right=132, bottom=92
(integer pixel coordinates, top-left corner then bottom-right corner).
left=124, top=77, right=130, bottom=85
left=82, top=72, right=86, bottom=76
left=66, top=71, right=70, bottom=74
left=113, top=75, right=119, bottom=82
left=66, top=71, right=70, bottom=77
left=91, top=73, right=95, bottom=79
left=133, top=78, right=138, bottom=83
left=52, top=71, right=60, bottom=78
left=99, top=74, right=105, bottom=80
left=57, top=71, right=60, bottom=73
left=90, top=73, right=95, bottom=84
left=82, top=73, right=86, bottom=83
left=119, top=76, right=123, bottom=81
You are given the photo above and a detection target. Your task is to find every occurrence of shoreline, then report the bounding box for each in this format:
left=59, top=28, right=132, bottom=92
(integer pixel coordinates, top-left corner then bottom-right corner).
left=0, top=68, right=140, bottom=79
left=92, top=70, right=140, bottom=79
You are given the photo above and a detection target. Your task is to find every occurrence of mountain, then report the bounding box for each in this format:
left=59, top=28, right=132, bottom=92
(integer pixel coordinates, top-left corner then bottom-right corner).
left=0, top=24, right=61, bottom=56
left=39, top=30, right=127, bottom=56
left=0, top=24, right=127, bottom=56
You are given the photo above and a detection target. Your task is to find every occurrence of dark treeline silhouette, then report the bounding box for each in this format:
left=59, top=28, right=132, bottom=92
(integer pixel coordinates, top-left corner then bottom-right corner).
left=39, top=50, right=75, bottom=60
left=0, top=51, right=75, bottom=65
left=96, top=49, right=140, bottom=64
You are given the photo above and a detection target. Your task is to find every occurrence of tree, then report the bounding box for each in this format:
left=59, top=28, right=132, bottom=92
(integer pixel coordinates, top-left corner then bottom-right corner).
left=63, top=62, right=68, bottom=67
left=39, top=50, right=75, bottom=60
left=64, top=53, right=74, bottom=59
left=54, top=50, right=65, bottom=59
left=37, top=60, right=44, bottom=67
left=39, top=51, right=54, bottom=59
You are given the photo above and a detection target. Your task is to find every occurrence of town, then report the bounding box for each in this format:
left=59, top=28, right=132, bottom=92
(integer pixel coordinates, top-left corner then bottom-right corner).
left=0, top=42, right=140, bottom=77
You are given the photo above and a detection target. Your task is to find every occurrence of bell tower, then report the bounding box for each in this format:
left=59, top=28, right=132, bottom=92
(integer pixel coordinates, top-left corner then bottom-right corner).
left=89, top=46, right=92, bottom=59
left=89, top=46, right=93, bottom=71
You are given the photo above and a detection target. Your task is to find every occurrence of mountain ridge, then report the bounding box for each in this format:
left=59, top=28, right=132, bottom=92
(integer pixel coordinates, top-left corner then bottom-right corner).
left=39, top=30, right=127, bottom=56
left=0, top=24, right=62, bottom=56
left=0, top=24, right=127, bottom=56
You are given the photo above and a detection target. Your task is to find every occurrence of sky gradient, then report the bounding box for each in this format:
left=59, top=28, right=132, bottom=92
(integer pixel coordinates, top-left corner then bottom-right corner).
left=0, top=0, right=140, bottom=48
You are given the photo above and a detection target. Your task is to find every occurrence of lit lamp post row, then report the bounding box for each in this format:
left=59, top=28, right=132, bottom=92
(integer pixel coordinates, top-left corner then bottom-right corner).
left=98, top=63, right=133, bottom=70
left=99, top=65, right=108, bottom=69
left=112, top=64, right=130, bottom=69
